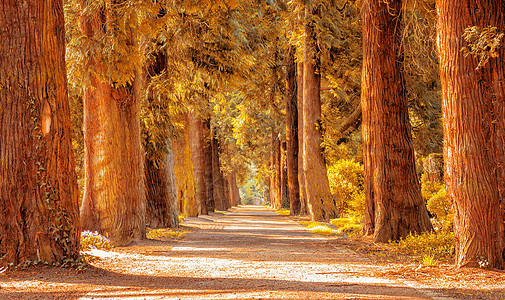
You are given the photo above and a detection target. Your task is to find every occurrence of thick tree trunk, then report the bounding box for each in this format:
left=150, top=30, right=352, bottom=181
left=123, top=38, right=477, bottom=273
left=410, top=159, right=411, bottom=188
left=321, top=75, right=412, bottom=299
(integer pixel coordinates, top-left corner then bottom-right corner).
left=79, top=3, right=146, bottom=246
left=212, top=137, right=226, bottom=211
left=0, top=0, right=80, bottom=265
left=361, top=0, right=433, bottom=242
left=436, top=0, right=505, bottom=269
left=173, top=115, right=198, bottom=218
left=203, top=119, right=215, bottom=212
left=297, top=61, right=308, bottom=215
left=286, top=45, right=301, bottom=215
left=303, top=7, right=338, bottom=221
left=188, top=111, right=208, bottom=215
left=144, top=143, right=179, bottom=228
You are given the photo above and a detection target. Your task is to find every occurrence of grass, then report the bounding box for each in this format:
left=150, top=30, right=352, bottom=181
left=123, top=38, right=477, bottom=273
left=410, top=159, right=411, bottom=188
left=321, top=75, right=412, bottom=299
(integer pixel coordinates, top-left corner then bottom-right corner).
left=146, top=228, right=188, bottom=240
left=275, top=209, right=290, bottom=216
left=299, top=221, right=338, bottom=236
left=330, top=217, right=362, bottom=237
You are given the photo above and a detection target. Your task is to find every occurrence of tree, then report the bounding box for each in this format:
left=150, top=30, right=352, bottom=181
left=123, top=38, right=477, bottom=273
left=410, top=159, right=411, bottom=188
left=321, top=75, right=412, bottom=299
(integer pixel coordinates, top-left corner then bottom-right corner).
left=0, top=0, right=80, bottom=265
left=285, top=45, right=301, bottom=214
left=361, top=0, right=433, bottom=242
left=436, top=0, right=505, bottom=268
left=78, top=2, right=146, bottom=245
left=189, top=111, right=209, bottom=215
left=302, top=6, right=339, bottom=221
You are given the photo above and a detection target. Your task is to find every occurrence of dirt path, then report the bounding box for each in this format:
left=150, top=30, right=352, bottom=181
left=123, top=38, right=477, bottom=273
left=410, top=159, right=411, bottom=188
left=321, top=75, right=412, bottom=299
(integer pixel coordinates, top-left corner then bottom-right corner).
left=1, top=205, right=504, bottom=299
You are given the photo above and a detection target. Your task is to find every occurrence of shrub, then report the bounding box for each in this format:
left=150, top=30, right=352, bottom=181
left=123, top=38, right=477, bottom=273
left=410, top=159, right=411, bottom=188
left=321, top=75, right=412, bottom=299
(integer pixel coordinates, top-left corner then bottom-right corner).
left=330, top=216, right=362, bottom=237
left=391, top=230, right=455, bottom=257
left=327, top=159, right=365, bottom=218
left=146, top=228, right=186, bottom=240
left=80, top=231, right=113, bottom=250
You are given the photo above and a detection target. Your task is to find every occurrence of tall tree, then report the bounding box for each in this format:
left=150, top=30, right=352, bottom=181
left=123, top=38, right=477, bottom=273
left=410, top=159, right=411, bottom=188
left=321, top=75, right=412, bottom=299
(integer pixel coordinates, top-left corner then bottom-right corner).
left=361, top=0, right=433, bottom=242
left=0, top=0, right=80, bottom=264
left=436, top=0, right=505, bottom=268
left=297, top=61, right=308, bottom=215
left=189, top=111, right=209, bottom=215
left=302, top=6, right=338, bottom=221
left=285, top=45, right=301, bottom=214
left=78, top=2, right=146, bottom=246
left=173, top=114, right=198, bottom=218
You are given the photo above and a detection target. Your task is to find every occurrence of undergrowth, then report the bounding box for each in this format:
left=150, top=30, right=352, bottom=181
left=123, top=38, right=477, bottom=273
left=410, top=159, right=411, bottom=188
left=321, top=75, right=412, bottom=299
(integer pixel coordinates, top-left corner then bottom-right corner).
left=146, top=228, right=187, bottom=240
left=80, top=231, right=113, bottom=251
left=390, top=230, right=455, bottom=258
left=275, top=209, right=290, bottom=216
left=300, top=221, right=338, bottom=236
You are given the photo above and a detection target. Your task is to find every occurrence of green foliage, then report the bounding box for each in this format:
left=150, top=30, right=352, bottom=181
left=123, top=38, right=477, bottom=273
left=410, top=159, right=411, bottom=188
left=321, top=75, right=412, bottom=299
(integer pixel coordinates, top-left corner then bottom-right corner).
left=80, top=231, right=113, bottom=251
left=391, top=230, right=455, bottom=257
left=327, top=159, right=365, bottom=218
left=462, top=26, right=504, bottom=69
left=420, top=174, right=452, bottom=230
left=300, top=221, right=338, bottom=236
left=146, top=228, right=187, bottom=240
left=330, top=216, right=362, bottom=237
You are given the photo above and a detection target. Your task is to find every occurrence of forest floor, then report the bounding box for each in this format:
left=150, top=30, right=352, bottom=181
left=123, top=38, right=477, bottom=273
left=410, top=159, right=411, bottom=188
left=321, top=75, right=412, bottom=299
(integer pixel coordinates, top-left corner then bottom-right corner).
left=1, top=205, right=505, bottom=299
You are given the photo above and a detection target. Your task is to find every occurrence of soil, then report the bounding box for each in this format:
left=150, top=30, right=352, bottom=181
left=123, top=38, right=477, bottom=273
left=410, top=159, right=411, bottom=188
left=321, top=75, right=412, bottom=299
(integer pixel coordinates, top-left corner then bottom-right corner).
left=1, top=205, right=504, bottom=299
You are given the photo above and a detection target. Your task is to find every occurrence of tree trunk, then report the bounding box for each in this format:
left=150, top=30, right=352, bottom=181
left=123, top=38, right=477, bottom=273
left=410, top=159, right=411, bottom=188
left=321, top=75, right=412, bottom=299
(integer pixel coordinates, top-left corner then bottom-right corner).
left=270, top=132, right=282, bottom=209
left=79, top=4, right=146, bottom=246
left=228, top=171, right=241, bottom=207
left=202, top=119, right=215, bottom=212
left=188, top=111, right=208, bottom=215
left=361, top=0, right=433, bottom=242
left=173, top=114, right=198, bottom=218
left=212, top=137, right=226, bottom=211
left=286, top=45, right=301, bottom=215
left=302, top=6, right=338, bottom=221
left=0, top=0, right=80, bottom=265
left=297, top=61, right=308, bottom=215
left=144, top=143, right=179, bottom=228
left=436, top=0, right=505, bottom=269
left=280, top=142, right=289, bottom=209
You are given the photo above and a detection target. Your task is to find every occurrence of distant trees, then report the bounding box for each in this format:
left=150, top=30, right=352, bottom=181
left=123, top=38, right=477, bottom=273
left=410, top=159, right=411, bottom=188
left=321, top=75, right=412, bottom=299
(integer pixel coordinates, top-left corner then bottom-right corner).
left=361, top=0, right=433, bottom=242
left=0, top=0, right=80, bottom=265
left=436, top=0, right=505, bottom=268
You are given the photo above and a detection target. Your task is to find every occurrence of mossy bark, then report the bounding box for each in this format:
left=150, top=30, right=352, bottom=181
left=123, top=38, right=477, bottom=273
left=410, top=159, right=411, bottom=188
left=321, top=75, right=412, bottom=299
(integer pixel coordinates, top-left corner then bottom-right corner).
left=0, top=0, right=80, bottom=265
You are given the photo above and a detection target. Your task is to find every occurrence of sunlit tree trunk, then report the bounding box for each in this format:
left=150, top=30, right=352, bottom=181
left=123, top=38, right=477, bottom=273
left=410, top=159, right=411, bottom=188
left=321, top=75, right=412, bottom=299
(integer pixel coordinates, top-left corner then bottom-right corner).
left=303, top=6, right=338, bottom=221
left=297, top=61, right=308, bottom=215
left=173, top=115, right=198, bottom=218
left=228, top=171, right=240, bottom=207
left=361, top=0, right=432, bottom=242
left=189, top=111, right=208, bottom=215
left=0, top=0, right=80, bottom=265
left=280, top=142, right=289, bottom=208
left=79, top=4, right=146, bottom=246
left=270, top=132, right=282, bottom=209
left=437, top=0, right=505, bottom=268
left=286, top=45, right=301, bottom=215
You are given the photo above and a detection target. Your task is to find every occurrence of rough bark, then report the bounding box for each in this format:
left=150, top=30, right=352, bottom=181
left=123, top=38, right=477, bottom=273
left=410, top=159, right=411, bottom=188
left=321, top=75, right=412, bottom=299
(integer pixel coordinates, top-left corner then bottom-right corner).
left=212, top=137, right=226, bottom=211
left=173, top=115, right=198, bottom=218
left=202, top=119, right=215, bottom=212
left=423, top=153, right=444, bottom=183
left=297, top=61, right=308, bottom=215
left=436, top=0, right=505, bottom=268
left=270, top=133, right=282, bottom=209
left=302, top=6, right=338, bottom=221
left=228, top=171, right=241, bottom=207
left=79, top=3, right=146, bottom=246
left=361, top=0, right=433, bottom=242
left=280, top=142, right=289, bottom=209
left=188, top=111, right=208, bottom=215
left=286, top=45, right=301, bottom=215
left=141, top=48, right=179, bottom=229
left=144, top=143, right=179, bottom=229
left=0, top=0, right=80, bottom=265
